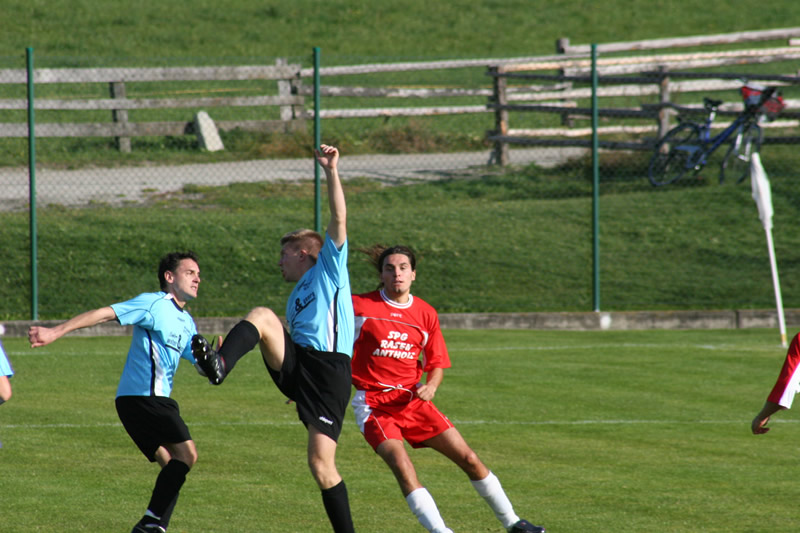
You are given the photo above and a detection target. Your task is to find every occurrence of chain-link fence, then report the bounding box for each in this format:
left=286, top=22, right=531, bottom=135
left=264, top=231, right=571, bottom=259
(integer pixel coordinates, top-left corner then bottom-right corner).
left=1, top=46, right=799, bottom=319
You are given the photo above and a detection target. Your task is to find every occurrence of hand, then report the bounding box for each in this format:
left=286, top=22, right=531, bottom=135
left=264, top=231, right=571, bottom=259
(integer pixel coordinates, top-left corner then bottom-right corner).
left=28, top=326, right=59, bottom=348
left=415, top=382, right=437, bottom=402
left=314, top=144, right=339, bottom=171
left=751, top=414, right=771, bottom=435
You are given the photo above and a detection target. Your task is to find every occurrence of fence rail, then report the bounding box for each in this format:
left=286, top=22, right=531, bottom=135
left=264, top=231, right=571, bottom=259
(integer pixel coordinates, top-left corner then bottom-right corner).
left=2, top=27, right=800, bottom=157
left=555, top=27, right=800, bottom=54
left=0, top=63, right=304, bottom=151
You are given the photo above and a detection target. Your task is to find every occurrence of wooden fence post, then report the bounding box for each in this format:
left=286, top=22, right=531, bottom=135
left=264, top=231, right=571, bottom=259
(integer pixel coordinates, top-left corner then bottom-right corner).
left=289, top=66, right=303, bottom=125
left=276, top=58, right=294, bottom=123
left=490, top=66, right=508, bottom=166
left=658, top=67, right=671, bottom=140
left=556, top=38, right=575, bottom=127
left=109, top=81, right=131, bottom=152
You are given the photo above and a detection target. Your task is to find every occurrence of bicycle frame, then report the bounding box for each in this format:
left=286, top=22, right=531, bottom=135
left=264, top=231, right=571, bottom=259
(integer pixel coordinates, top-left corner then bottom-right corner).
left=679, top=103, right=757, bottom=170
left=648, top=86, right=777, bottom=187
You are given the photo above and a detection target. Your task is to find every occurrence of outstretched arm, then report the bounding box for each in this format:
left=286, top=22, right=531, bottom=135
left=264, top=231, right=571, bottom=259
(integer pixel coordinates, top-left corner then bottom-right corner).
left=314, top=144, right=346, bottom=248
left=752, top=400, right=784, bottom=435
left=28, top=306, right=117, bottom=348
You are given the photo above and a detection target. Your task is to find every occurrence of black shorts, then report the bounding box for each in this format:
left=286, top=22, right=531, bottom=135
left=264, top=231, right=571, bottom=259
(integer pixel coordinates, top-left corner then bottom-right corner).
left=115, top=395, right=192, bottom=462
left=265, top=327, right=352, bottom=442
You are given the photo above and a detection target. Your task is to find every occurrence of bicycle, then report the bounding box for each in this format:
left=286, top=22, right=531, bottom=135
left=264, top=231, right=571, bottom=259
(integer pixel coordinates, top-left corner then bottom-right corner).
left=648, top=83, right=784, bottom=187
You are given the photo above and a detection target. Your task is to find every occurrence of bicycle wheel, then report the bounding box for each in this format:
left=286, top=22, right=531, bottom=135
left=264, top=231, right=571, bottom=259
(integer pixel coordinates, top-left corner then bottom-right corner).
left=720, top=122, right=763, bottom=184
left=648, top=122, right=704, bottom=186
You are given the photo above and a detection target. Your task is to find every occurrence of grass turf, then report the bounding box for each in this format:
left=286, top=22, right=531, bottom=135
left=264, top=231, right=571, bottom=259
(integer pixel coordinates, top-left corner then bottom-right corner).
left=0, top=328, right=797, bottom=532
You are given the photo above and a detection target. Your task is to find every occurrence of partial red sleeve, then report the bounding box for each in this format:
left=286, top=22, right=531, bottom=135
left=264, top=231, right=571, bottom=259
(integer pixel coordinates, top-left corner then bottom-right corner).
left=767, top=333, right=800, bottom=408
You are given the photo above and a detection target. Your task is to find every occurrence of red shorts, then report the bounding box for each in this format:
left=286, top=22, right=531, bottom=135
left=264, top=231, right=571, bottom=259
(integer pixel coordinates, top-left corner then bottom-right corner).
left=352, top=388, right=454, bottom=450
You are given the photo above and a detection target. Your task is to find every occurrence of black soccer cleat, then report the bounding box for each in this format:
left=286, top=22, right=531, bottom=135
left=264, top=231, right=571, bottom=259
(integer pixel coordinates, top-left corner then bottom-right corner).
left=508, top=519, right=546, bottom=533
left=191, top=334, right=226, bottom=385
left=131, top=520, right=166, bottom=533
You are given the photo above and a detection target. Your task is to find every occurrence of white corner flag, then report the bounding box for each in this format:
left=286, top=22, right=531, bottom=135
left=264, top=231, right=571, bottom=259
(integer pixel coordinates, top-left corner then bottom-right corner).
left=751, top=152, right=787, bottom=347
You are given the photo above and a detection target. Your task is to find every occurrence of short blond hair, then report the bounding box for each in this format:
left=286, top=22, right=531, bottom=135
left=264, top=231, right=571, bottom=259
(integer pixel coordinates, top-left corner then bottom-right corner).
left=280, top=229, right=323, bottom=261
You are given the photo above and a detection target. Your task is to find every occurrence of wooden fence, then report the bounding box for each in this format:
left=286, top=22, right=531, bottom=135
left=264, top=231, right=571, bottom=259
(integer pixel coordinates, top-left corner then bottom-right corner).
left=2, top=27, right=800, bottom=158
left=0, top=61, right=304, bottom=152
left=293, top=27, right=800, bottom=165
left=487, top=52, right=800, bottom=164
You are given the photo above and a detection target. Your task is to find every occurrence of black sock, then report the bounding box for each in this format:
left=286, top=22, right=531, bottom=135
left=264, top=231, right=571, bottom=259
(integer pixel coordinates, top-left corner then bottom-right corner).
left=160, top=492, right=180, bottom=529
left=147, top=459, right=190, bottom=521
left=321, top=480, right=355, bottom=533
left=218, top=320, right=260, bottom=373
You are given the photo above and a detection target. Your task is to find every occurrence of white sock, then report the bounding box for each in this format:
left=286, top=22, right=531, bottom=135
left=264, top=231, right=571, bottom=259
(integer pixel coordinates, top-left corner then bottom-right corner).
left=471, top=472, right=520, bottom=529
left=406, top=487, right=453, bottom=533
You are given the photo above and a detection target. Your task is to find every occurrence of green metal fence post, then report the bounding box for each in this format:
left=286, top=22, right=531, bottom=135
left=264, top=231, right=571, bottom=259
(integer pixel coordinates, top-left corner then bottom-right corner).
left=313, top=46, right=322, bottom=234
left=591, top=44, right=600, bottom=312
left=27, top=47, right=38, bottom=320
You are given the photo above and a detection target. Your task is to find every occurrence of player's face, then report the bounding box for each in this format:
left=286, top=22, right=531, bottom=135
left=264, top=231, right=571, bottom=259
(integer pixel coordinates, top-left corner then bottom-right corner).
left=168, top=258, right=201, bottom=304
left=381, top=253, right=416, bottom=301
left=279, top=244, right=305, bottom=282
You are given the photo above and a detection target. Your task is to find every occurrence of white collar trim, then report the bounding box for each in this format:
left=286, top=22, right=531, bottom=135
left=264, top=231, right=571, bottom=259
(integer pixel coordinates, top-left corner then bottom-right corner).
left=380, top=288, right=413, bottom=309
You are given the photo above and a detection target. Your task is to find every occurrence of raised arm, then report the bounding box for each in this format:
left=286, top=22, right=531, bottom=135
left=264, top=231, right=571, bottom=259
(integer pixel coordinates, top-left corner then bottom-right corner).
left=28, top=306, right=117, bottom=348
left=315, top=144, right=346, bottom=248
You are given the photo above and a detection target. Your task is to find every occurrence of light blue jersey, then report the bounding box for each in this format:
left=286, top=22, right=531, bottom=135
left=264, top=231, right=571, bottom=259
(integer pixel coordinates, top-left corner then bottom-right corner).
left=286, top=235, right=354, bottom=356
left=111, top=292, right=197, bottom=398
left=0, top=340, right=13, bottom=378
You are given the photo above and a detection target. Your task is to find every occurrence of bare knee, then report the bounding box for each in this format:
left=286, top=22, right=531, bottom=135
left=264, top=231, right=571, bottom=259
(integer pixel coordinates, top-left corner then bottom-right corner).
left=378, top=440, right=422, bottom=496
left=0, top=377, right=11, bottom=403
left=308, top=455, right=341, bottom=489
left=167, top=441, right=198, bottom=469
left=245, top=307, right=281, bottom=335
left=179, top=446, right=198, bottom=468
left=180, top=449, right=198, bottom=468
left=460, top=449, right=488, bottom=480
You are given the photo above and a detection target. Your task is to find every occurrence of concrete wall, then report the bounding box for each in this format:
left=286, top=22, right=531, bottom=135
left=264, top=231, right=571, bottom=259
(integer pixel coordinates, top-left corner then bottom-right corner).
left=3, top=308, right=799, bottom=338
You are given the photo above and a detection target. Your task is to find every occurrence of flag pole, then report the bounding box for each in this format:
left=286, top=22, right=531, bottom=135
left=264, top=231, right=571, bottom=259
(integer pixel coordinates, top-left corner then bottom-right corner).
left=751, top=152, right=787, bottom=347
left=765, top=227, right=787, bottom=347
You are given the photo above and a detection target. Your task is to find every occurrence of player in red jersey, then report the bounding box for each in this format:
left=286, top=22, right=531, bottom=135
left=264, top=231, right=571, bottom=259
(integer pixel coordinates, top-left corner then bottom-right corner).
left=752, top=333, right=800, bottom=434
left=351, top=245, right=545, bottom=533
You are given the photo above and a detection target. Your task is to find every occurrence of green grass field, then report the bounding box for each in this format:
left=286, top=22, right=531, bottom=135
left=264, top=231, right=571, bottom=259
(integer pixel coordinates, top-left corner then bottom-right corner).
left=1, top=328, right=798, bottom=532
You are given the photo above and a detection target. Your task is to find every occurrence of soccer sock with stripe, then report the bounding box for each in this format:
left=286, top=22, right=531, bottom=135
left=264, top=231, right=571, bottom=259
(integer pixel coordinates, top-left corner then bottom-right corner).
left=218, top=320, right=260, bottom=372
left=320, top=480, right=355, bottom=533
left=471, top=471, right=520, bottom=530
left=405, top=487, right=452, bottom=533
left=145, top=459, right=190, bottom=525
left=159, top=492, right=179, bottom=529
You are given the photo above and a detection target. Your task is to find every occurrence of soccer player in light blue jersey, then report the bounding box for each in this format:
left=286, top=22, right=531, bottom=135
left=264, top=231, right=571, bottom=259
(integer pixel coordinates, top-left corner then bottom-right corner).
left=0, top=339, right=13, bottom=405
left=192, top=144, right=355, bottom=533
left=28, top=251, right=203, bottom=533
left=0, top=337, right=14, bottom=448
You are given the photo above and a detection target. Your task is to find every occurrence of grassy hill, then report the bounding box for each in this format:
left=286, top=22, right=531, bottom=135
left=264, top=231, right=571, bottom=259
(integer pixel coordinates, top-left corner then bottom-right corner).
left=2, top=1, right=794, bottom=62
left=1, top=2, right=799, bottom=320
left=3, top=152, right=800, bottom=320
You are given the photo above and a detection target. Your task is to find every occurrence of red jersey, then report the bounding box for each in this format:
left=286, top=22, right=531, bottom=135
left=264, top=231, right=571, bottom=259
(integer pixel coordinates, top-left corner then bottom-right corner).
left=768, top=332, right=800, bottom=408
left=351, top=289, right=450, bottom=391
